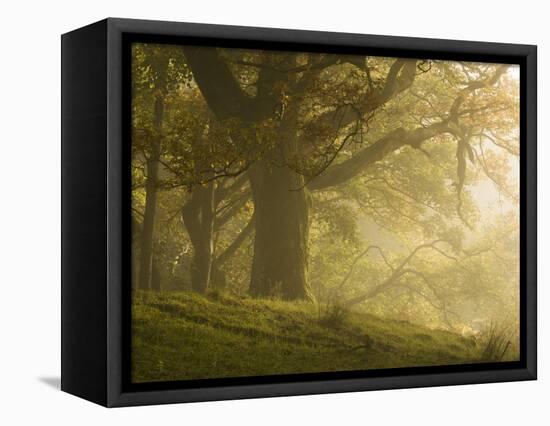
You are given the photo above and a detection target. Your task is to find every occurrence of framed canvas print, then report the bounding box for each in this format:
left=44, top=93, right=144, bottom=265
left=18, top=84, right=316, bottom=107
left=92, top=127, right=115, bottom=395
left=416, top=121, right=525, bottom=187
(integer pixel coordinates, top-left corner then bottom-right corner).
left=61, top=18, right=537, bottom=407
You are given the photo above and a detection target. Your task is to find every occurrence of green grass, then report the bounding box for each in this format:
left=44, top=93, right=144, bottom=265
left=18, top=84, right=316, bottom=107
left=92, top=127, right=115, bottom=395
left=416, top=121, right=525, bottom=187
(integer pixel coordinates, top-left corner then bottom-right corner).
left=132, top=290, right=484, bottom=383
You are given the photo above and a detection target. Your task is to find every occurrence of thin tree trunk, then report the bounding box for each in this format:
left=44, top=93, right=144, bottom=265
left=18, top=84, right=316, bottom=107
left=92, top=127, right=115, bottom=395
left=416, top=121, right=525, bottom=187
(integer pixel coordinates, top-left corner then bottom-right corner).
left=137, top=55, right=168, bottom=290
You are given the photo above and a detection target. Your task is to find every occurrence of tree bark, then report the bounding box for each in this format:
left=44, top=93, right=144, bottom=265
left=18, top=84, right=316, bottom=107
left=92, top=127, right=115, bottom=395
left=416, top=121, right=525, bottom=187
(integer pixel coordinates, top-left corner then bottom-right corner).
left=248, top=158, right=313, bottom=300
left=181, top=182, right=216, bottom=293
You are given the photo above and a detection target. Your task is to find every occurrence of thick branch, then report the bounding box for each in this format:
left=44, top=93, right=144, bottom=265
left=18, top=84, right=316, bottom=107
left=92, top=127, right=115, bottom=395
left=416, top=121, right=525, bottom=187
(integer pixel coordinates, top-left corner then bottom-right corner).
left=308, top=122, right=449, bottom=190
left=182, top=47, right=275, bottom=123
left=215, top=191, right=252, bottom=231
left=215, top=215, right=255, bottom=268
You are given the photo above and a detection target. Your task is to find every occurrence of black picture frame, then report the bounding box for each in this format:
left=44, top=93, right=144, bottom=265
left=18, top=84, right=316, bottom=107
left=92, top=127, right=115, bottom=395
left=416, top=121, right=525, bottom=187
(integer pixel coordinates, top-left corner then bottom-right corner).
left=61, top=17, right=537, bottom=407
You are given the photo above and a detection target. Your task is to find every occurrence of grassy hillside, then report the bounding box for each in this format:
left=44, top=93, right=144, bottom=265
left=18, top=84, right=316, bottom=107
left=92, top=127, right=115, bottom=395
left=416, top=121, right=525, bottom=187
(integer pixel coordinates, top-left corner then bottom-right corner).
left=132, top=290, right=484, bottom=383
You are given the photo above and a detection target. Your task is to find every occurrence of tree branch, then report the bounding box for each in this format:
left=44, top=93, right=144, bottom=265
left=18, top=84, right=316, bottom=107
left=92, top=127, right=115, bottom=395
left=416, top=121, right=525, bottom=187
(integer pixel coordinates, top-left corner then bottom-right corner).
left=182, top=47, right=276, bottom=123
left=308, top=121, right=450, bottom=190
left=339, top=240, right=454, bottom=308
left=309, top=59, right=418, bottom=130
left=215, top=215, right=255, bottom=268
left=308, top=65, right=508, bottom=192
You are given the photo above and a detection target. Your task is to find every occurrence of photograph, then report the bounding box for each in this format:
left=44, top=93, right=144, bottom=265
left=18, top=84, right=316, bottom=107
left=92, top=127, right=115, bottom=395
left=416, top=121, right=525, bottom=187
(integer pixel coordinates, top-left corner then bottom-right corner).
left=130, top=42, right=521, bottom=384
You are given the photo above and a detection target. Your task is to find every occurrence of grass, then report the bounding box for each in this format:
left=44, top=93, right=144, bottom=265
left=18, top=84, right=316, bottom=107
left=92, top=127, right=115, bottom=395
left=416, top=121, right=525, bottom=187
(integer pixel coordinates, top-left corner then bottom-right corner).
left=132, top=290, right=488, bottom=383
left=479, top=322, right=516, bottom=362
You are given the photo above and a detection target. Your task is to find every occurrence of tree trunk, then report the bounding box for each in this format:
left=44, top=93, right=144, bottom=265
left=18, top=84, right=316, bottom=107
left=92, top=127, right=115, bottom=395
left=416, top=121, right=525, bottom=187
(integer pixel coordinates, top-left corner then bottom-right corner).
left=248, top=159, right=312, bottom=300
left=137, top=105, right=163, bottom=290
left=182, top=50, right=314, bottom=300
left=137, top=55, right=168, bottom=290
left=181, top=183, right=215, bottom=293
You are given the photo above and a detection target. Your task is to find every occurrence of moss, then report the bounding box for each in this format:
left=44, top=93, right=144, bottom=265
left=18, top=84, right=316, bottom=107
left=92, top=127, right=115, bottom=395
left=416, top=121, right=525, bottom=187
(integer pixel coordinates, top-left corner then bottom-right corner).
left=132, top=290, right=488, bottom=383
